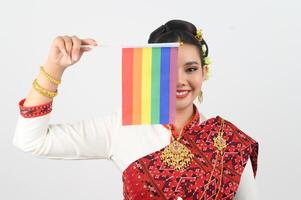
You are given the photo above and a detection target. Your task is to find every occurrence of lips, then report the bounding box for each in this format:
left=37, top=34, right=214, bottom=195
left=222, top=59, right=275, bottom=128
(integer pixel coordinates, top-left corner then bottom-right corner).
left=176, top=90, right=191, bottom=99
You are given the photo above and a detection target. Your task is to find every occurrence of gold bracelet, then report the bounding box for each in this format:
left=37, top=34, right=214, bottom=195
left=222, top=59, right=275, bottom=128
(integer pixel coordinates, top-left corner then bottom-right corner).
left=32, top=79, right=58, bottom=99
left=40, top=66, right=61, bottom=85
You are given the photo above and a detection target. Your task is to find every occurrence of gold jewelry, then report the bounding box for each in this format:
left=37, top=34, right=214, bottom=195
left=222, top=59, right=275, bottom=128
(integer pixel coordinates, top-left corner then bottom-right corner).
left=195, top=29, right=203, bottom=41
left=195, top=29, right=212, bottom=80
left=40, top=66, right=61, bottom=85
left=160, top=126, right=194, bottom=171
left=32, top=79, right=58, bottom=99
left=204, top=65, right=211, bottom=81
left=197, top=90, right=203, bottom=103
left=213, top=118, right=227, bottom=151
left=160, top=118, right=226, bottom=171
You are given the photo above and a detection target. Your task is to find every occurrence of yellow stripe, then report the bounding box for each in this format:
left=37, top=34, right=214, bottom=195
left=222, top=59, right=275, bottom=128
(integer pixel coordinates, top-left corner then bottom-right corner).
left=141, top=48, right=152, bottom=124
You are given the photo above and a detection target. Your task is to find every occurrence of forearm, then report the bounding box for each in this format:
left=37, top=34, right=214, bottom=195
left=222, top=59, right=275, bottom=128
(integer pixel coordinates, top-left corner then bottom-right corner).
left=23, top=62, right=64, bottom=106
left=235, top=158, right=258, bottom=199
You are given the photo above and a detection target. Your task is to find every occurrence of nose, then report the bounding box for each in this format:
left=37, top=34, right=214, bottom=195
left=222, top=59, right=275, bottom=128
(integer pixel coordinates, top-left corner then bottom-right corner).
left=176, top=69, right=187, bottom=87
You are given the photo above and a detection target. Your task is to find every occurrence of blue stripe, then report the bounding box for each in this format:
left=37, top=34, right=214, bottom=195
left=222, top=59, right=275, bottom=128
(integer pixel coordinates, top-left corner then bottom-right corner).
left=160, top=47, right=170, bottom=124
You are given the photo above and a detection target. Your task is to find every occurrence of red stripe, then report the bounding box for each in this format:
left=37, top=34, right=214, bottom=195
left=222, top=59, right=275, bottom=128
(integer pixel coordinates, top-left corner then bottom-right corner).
left=122, top=48, right=134, bottom=125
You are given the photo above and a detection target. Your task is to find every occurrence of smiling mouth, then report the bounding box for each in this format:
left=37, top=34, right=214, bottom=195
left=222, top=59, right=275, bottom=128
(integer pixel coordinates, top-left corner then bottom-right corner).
left=176, top=90, right=191, bottom=99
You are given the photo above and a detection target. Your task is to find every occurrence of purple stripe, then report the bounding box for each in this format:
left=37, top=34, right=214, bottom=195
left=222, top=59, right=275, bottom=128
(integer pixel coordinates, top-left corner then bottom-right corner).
left=169, top=47, right=178, bottom=124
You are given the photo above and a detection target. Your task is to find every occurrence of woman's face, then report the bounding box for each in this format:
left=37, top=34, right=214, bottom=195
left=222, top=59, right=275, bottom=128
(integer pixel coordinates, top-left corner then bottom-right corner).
left=176, top=43, right=207, bottom=111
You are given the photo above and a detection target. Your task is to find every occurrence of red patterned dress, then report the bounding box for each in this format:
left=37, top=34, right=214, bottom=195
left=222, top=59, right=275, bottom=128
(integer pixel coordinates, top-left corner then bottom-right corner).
left=122, top=109, right=258, bottom=200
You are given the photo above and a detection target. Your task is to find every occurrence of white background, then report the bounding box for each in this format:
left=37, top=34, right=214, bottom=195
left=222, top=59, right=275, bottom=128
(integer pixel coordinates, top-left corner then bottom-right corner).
left=1, top=0, right=300, bottom=199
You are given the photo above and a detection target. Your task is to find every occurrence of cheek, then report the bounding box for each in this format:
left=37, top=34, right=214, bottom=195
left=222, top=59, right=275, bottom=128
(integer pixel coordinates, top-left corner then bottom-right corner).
left=189, top=73, right=204, bottom=90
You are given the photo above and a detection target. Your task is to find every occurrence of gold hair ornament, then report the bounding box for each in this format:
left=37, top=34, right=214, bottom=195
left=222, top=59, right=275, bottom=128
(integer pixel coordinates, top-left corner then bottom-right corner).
left=195, top=29, right=203, bottom=41
left=195, top=28, right=212, bottom=80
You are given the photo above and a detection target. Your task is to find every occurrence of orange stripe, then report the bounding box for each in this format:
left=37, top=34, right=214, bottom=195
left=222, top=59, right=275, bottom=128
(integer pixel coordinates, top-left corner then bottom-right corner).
left=132, top=48, right=142, bottom=124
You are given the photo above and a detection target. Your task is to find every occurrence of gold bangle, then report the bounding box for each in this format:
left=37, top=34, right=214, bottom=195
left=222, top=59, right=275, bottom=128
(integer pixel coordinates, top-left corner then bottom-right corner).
left=32, top=79, right=58, bottom=99
left=40, top=66, right=61, bottom=85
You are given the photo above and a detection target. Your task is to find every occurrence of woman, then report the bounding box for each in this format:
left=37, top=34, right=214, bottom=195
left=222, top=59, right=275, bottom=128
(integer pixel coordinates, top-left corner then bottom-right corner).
left=13, top=20, right=258, bottom=199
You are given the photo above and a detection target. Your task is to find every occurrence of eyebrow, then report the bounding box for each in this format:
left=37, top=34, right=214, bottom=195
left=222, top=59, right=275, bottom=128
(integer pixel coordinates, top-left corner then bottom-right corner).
left=184, top=61, right=200, bottom=66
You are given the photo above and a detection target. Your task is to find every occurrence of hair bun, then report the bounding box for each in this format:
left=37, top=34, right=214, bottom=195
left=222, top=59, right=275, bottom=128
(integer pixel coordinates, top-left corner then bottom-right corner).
left=164, top=20, right=197, bottom=35
left=148, top=19, right=197, bottom=43
left=148, top=25, right=167, bottom=43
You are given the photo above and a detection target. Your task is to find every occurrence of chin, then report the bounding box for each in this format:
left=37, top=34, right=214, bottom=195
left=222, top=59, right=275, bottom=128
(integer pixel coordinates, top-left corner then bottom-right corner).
left=175, top=99, right=193, bottom=111
left=175, top=92, right=197, bottom=111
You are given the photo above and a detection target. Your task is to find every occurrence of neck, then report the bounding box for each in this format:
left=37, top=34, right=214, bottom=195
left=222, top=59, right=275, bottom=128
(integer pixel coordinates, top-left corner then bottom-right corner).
left=174, top=104, right=194, bottom=133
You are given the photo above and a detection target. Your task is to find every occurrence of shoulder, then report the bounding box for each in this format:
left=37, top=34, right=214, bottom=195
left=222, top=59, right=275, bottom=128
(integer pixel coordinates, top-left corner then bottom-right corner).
left=196, top=115, right=258, bottom=151
left=220, top=116, right=258, bottom=146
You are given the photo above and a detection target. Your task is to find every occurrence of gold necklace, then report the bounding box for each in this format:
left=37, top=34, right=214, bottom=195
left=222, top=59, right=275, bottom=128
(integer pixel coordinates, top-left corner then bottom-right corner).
left=160, top=125, right=194, bottom=171
left=160, top=117, right=227, bottom=171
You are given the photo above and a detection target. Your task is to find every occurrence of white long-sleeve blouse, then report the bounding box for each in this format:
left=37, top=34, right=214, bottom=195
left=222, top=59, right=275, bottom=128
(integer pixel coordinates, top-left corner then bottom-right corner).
left=13, top=99, right=258, bottom=199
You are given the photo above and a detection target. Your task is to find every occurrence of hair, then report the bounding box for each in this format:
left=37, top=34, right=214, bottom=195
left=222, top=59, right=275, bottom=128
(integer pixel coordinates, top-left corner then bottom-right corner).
left=148, top=19, right=209, bottom=67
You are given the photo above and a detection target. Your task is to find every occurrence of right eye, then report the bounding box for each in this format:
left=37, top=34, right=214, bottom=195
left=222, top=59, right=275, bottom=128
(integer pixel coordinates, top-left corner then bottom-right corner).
left=186, top=67, right=198, bottom=73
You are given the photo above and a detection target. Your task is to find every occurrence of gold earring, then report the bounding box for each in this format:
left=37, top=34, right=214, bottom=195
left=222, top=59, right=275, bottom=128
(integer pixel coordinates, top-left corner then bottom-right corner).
left=197, top=90, right=203, bottom=103
left=204, top=65, right=211, bottom=81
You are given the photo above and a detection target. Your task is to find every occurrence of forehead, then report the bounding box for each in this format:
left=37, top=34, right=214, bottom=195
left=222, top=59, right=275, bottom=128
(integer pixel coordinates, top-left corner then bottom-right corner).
left=177, top=44, right=201, bottom=64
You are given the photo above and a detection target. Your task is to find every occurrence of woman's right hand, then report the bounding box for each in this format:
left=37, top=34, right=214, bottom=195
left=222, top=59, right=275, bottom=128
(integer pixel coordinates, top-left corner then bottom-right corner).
left=44, top=35, right=98, bottom=72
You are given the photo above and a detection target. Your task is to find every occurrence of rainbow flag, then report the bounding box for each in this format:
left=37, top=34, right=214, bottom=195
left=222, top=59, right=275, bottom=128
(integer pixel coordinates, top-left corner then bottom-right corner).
left=122, top=43, right=180, bottom=125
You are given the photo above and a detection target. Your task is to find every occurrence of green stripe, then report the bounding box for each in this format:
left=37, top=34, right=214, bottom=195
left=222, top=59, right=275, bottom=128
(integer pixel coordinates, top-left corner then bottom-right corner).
left=151, top=47, right=161, bottom=124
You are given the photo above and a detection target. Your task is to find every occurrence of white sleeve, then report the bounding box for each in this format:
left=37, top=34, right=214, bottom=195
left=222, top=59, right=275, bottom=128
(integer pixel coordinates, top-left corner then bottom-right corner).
left=234, top=158, right=258, bottom=200
left=13, top=110, right=119, bottom=160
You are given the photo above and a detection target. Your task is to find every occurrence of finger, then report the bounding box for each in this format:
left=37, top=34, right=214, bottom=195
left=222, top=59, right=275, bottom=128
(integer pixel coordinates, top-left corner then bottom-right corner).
left=78, top=47, right=92, bottom=59
left=55, top=36, right=67, bottom=55
left=81, top=38, right=98, bottom=46
left=62, top=36, right=73, bottom=63
left=82, top=47, right=92, bottom=51
left=71, top=35, right=81, bottom=61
